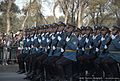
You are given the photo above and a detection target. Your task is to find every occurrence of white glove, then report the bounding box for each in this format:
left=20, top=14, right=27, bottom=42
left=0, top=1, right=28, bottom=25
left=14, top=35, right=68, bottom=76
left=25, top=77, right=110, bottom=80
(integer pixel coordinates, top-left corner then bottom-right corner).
left=40, top=46, right=42, bottom=48
left=25, top=47, right=28, bottom=50
left=85, top=38, right=89, bottom=43
left=89, top=45, right=92, bottom=49
left=38, top=38, right=41, bottom=43
left=31, top=45, right=34, bottom=48
left=58, top=36, right=61, bottom=41
left=66, top=37, right=70, bottom=42
left=82, top=47, right=85, bottom=51
left=45, top=48, right=47, bottom=52
left=31, top=38, right=34, bottom=41
left=36, top=48, right=38, bottom=51
left=101, top=37, right=105, bottom=41
left=57, top=32, right=59, bottom=34
left=61, top=48, right=64, bottom=52
left=77, top=47, right=79, bottom=50
left=47, top=38, right=50, bottom=42
left=42, top=37, right=45, bottom=40
left=28, top=47, right=31, bottom=50
left=48, top=46, right=50, bottom=49
left=111, top=35, right=116, bottom=39
left=53, top=46, right=56, bottom=50
left=34, top=35, right=37, bottom=39
left=72, top=33, right=75, bottom=36
left=52, top=35, right=55, bottom=40
left=104, top=45, right=107, bottom=49
left=18, top=47, right=21, bottom=50
left=96, top=48, right=99, bottom=52
left=78, top=36, right=81, bottom=40
left=23, top=37, right=25, bottom=40
left=27, top=38, right=30, bottom=42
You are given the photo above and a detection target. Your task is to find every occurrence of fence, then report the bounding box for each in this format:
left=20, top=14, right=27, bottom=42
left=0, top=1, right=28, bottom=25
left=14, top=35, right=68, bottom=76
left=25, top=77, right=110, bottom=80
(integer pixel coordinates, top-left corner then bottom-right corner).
left=0, top=46, right=18, bottom=64
left=0, top=47, right=3, bottom=64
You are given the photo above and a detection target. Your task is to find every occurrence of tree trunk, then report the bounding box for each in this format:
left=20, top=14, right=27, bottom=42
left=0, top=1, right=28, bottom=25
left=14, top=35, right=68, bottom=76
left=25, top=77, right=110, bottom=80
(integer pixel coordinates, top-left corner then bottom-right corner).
left=21, top=12, right=29, bottom=29
left=6, top=0, right=13, bottom=34
left=77, top=4, right=83, bottom=28
left=53, top=11, right=57, bottom=23
left=117, top=18, right=120, bottom=26
left=64, top=10, right=69, bottom=24
left=115, top=12, right=120, bottom=26
left=71, top=0, right=75, bottom=25
left=53, top=3, right=57, bottom=23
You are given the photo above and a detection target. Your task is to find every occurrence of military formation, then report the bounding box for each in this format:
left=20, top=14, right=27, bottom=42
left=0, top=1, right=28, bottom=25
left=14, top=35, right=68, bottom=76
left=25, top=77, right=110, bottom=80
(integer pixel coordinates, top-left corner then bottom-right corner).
left=17, top=22, right=120, bottom=81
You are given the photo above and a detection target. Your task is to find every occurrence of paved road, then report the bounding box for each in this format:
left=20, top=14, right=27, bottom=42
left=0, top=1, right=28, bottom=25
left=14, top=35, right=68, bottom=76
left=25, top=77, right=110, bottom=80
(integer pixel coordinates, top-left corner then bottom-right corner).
left=0, top=73, right=28, bottom=81
left=0, top=64, right=18, bottom=72
left=0, top=64, right=28, bottom=81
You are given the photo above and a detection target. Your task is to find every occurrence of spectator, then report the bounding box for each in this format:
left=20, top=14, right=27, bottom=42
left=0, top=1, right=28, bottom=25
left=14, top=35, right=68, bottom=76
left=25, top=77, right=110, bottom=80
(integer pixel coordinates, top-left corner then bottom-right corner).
left=2, top=34, right=11, bottom=65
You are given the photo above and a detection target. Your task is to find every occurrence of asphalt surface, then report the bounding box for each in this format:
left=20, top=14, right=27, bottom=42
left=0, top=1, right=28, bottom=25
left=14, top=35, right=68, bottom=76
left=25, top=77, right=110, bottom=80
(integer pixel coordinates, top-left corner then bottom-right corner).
left=0, top=64, right=28, bottom=81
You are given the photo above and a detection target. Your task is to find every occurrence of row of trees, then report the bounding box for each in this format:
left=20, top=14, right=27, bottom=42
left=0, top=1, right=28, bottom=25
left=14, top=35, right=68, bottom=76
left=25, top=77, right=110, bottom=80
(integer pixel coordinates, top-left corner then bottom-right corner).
left=0, top=0, right=120, bottom=33
left=53, top=0, right=120, bottom=27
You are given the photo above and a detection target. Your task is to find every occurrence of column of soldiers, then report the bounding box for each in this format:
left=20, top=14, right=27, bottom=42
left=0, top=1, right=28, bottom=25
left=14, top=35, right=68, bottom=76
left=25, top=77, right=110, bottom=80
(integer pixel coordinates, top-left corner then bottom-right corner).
left=17, top=22, right=120, bottom=81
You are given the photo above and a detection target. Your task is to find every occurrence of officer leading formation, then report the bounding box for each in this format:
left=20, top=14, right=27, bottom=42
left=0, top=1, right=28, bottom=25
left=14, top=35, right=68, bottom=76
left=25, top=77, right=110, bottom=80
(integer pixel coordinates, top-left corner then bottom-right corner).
left=17, top=22, right=120, bottom=81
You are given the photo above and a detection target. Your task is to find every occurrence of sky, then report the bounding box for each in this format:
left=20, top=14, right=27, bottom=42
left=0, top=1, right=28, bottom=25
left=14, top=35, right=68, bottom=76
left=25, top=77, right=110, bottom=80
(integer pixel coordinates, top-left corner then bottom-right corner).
left=15, top=0, right=63, bottom=17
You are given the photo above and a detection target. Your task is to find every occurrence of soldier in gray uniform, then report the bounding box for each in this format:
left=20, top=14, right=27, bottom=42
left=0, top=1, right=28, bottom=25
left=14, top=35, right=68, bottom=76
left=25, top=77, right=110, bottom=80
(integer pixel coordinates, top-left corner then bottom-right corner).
left=43, top=22, right=66, bottom=80
left=25, top=27, right=39, bottom=78
left=31, top=24, right=55, bottom=81
left=17, top=28, right=31, bottom=74
left=81, top=26, right=93, bottom=77
left=94, top=26, right=111, bottom=77
left=101, top=25, right=120, bottom=77
left=76, top=26, right=86, bottom=77
left=55, top=24, right=78, bottom=80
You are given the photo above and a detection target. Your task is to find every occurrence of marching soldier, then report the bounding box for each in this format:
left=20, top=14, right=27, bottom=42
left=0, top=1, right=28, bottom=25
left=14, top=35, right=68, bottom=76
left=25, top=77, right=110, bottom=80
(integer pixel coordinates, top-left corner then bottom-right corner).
left=81, top=26, right=93, bottom=77
left=43, top=23, right=66, bottom=80
left=94, top=26, right=111, bottom=77
left=30, top=25, right=53, bottom=81
left=77, top=25, right=101, bottom=77
left=25, top=26, right=45, bottom=80
left=90, top=25, right=102, bottom=76
left=55, top=24, right=78, bottom=80
left=76, top=26, right=86, bottom=77
left=101, top=25, right=120, bottom=77
left=17, top=28, right=31, bottom=74
left=26, top=27, right=39, bottom=76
